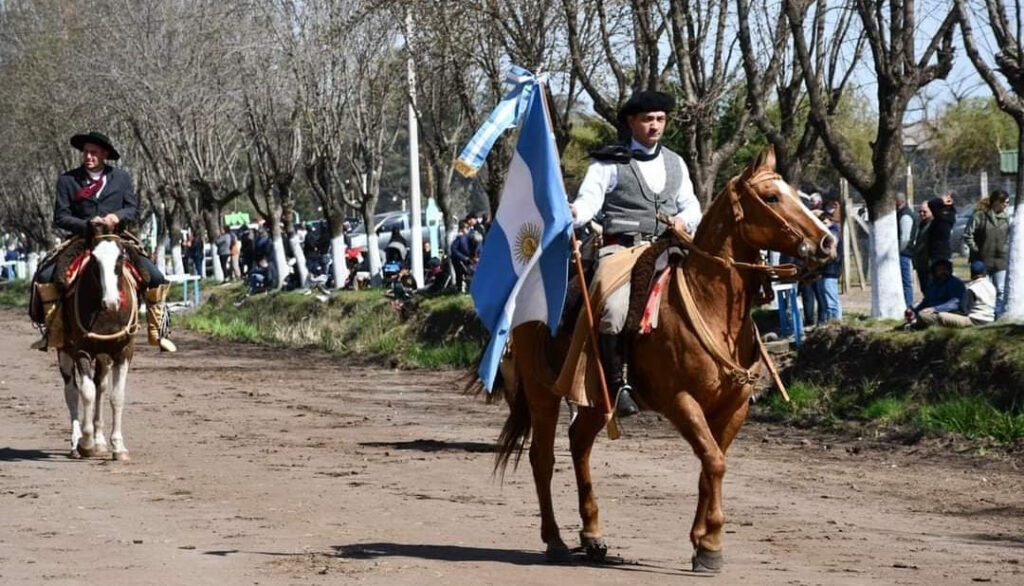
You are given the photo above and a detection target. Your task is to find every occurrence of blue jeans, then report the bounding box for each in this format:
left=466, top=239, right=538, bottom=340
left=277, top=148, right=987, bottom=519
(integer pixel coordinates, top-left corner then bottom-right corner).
left=799, top=281, right=819, bottom=326
left=899, top=255, right=914, bottom=308
left=777, top=285, right=804, bottom=344
left=819, top=277, right=841, bottom=321
left=990, top=269, right=1007, bottom=318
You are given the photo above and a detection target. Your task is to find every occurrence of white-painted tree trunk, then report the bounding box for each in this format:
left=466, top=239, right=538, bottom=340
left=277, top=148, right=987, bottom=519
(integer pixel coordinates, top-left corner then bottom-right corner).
left=289, top=233, right=308, bottom=289
left=26, top=251, right=39, bottom=280
left=171, top=244, right=184, bottom=275
left=869, top=210, right=906, bottom=319
left=272, top=234, right=288, bottom=290
left=1002, top=203, right=1024, bottom=319
left=366, top=232, right=383, bottom=287
left=330, top=235, right=348, bottom=290
left=156, top=239, right=167, bottom=275
left=210, top=245, right=225, bottom=282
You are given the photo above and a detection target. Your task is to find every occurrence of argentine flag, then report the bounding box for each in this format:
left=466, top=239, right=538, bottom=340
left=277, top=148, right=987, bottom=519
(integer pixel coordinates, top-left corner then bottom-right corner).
left=471, top=84, right=573, bottom=391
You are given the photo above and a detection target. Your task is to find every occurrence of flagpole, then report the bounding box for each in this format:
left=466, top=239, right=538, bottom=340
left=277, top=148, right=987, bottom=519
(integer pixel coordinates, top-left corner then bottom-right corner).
left=537, top=81, right=620, bottom=440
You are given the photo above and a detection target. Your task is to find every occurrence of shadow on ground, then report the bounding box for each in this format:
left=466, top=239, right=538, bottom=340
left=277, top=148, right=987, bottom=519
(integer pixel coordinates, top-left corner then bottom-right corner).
left=358, top=439, right=496, bottom=453
left=0, top=447, right=65, bottom=462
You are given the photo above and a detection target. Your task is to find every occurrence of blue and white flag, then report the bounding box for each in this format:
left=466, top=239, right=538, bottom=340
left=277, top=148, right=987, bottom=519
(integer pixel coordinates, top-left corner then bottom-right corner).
left=454, top=66, right=542, bottom=178
left=470, top=75, right=573, bottom=392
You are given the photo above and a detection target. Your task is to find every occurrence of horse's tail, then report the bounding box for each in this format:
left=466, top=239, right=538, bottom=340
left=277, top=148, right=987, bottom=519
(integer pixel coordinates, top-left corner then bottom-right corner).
left=493, top=357, right=531, bottom=481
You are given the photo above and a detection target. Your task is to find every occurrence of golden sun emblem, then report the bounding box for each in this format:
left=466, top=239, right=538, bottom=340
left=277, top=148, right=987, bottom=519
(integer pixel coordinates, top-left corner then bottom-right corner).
left=514, top=223, right=542, bottom=264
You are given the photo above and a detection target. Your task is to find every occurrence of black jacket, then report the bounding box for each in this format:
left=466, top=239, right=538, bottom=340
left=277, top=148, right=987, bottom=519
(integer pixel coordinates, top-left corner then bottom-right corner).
left=54, top=165, right=138, bottom=235
left=925, top=197, right=956, bottom=261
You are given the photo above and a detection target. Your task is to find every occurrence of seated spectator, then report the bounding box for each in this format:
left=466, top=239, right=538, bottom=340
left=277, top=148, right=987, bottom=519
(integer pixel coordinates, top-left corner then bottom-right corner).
left=910, top=260, right=996, bottom=329
left=247, top=257, right=278, bottom=295
left=905, top=259, right=967, bottom=328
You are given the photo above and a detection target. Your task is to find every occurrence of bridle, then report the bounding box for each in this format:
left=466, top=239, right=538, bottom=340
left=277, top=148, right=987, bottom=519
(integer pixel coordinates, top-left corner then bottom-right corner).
left=659, top=170, right=807, bottom=283
left=72, top=233, right=139, bottom=343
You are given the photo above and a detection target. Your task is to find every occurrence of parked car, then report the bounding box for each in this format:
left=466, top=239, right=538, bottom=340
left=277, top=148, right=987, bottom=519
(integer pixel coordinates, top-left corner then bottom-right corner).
left=347, top=211, right=431, bottom=255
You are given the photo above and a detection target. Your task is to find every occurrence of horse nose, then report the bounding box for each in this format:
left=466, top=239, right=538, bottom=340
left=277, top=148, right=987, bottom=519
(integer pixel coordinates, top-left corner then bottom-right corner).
left=819, top=234, right=836, bottom=257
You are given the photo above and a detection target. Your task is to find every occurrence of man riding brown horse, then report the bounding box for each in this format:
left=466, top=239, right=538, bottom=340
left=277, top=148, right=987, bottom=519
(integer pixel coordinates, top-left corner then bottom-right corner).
left=570, top=90, right=702, bottom=417
left=31, top=131, right=177, bottom=353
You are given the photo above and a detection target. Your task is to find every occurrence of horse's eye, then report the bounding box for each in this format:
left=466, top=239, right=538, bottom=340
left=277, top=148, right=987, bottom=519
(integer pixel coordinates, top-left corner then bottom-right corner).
left=764, top=195, right=779, bottom=204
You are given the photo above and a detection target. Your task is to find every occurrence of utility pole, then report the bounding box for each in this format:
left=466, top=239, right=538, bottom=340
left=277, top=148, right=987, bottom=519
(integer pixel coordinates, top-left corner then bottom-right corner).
left=405, top=8, right=424, bottom=288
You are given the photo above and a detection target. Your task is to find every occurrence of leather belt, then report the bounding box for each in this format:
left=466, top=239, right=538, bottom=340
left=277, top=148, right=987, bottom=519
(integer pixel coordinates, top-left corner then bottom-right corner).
left=604, top=233, right=655, bottom=248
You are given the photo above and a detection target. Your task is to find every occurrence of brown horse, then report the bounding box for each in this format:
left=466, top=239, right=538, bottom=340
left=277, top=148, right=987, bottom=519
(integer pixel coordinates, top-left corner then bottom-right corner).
left=57, top=228, right=139, bottom=460
left=493, top=147, right=835, bottom=572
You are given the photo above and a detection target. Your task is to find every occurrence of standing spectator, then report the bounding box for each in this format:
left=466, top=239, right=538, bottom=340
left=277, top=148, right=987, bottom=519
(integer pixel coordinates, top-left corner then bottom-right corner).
left=190, top=232, right=206, bottom=277
left=815, top=211, right=843, bottom=321
left=3, top=241, right=18, bottom=280
left=963, top=190, right=1011, bottom=317
left=896, top=196, right=917, bottom=308
left=239, top=228, right=255, bottom=277
left=925, top=192, right=957, bottom=262
left=450, top=221, right=477, bottom=292
left=910, top=202, right=933, bottom=294
left=230, top=230, right=242, bottom=280
left=215, top=225, right=232, bottom=279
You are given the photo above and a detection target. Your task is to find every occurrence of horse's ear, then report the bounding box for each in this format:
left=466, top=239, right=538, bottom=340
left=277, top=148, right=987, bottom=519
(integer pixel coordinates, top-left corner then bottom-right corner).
left=759, top=145, right=777, bottom=172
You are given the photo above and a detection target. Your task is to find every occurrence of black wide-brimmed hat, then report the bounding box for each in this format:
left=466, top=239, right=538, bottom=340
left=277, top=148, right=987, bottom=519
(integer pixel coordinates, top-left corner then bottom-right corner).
left=70, top=131, right=120, bottom=161
left=617, top=90, right=675, bottom=123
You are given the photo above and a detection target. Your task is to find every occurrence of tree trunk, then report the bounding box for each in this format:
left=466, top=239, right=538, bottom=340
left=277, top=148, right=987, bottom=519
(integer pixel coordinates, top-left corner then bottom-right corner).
left=1003, top=127, right=1024, bottom=318
left=868, top=208, right=907, bottom=319
left=289, top=232, right=308, bottom=289
left=329, top=217, right=349, bottom=291
left=26, top=251, right=39, bottom=281
left=169, top=220, right=184, bottom=275
left=268, top=212, right=288, bottom=290
left=202, top=209, right=225, bottom=283
left=361, top=203, right=382, bottom=286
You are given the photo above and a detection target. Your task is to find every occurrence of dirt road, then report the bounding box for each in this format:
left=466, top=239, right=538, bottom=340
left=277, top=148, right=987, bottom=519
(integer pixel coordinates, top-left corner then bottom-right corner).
left=1, top=308, right=1020, bottom=585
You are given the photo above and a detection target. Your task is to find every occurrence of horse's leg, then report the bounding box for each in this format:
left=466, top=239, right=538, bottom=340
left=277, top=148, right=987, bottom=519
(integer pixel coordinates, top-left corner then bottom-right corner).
left=661, top=392, right=728, bottom=573
left=525, top=382, right=568, bottom=562
left=91, top=359, right=110, bottom=455
left=108, top=354, right=131, bottom=461
left=569, top=405, right=608, bottom=561
left=58, top=351, right=82, bottom=457
left=689, top=400, right=750, bottom=568
left=75, top=356, right=99, bottom=458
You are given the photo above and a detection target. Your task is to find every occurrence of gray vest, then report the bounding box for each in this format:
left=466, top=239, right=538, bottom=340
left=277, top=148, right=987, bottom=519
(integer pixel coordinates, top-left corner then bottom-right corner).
left=602, top=147, right=683, bottom=236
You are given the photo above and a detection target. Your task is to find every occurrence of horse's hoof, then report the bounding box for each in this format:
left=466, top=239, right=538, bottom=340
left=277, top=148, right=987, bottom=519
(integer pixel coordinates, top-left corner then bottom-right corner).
left=580, top=533, right=608, bottom=563
left=76, top=444, right=98, bottom=458
left=68, top=449, right=82, bottom=459
left=545, top=542, right=572, bottom=564
left=112, top=451, right=131, bottom=462
left=93, top=443, right=109, bottom=455
left=691, top=545, right=724, bottom=573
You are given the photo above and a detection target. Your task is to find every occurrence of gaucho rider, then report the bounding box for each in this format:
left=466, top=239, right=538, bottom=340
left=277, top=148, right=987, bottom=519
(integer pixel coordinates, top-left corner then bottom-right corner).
left=570, top=91, right=702, bottom=417
left=31, top=131, right=177, bottom=353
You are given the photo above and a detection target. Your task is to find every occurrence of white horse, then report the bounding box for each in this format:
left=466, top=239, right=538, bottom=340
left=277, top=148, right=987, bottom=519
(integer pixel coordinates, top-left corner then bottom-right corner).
left=56, top=233, right=138, bottom=461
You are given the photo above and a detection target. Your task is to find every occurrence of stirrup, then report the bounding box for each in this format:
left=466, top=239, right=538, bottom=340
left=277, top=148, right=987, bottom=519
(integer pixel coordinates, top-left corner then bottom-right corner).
left=614, top=385, right=640, bottom=418
left=30, top=333, right=49, bottom=352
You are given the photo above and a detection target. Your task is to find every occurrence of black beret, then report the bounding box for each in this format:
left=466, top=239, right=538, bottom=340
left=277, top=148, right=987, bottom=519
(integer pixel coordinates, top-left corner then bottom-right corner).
left=617, top=91, right=675, bottom=123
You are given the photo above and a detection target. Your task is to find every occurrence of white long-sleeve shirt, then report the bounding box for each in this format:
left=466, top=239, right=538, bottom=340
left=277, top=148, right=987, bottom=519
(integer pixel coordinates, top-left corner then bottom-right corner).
left=572, top=139, right=702, bottom=233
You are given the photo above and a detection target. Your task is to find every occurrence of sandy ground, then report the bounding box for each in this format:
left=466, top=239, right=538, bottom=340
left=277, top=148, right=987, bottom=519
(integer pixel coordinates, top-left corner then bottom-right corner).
left=0, top=308, right=1021, bottom=586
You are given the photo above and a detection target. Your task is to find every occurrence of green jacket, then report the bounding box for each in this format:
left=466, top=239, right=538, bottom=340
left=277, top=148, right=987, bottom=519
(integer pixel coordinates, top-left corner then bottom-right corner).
left=963, top=207, right=1010, bottom=271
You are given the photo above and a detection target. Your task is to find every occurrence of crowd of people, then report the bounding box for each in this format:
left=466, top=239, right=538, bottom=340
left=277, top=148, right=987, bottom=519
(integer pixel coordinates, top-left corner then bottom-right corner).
left=901, top=190, right=1010, bottom=329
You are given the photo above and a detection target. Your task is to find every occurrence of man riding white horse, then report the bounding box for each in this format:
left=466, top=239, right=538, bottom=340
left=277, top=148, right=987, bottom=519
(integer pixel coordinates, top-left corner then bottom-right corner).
left=31, top=131, right=177, bottom=353
left=569, top=91, right=702, bottom=417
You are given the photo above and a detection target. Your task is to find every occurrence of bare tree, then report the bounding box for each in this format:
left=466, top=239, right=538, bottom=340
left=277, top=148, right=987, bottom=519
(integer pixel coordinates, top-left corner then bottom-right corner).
left=957, top=0, right=1024, bottom=317
left=787, top=0, right=956, bottom=318
left=737, top=0, right=865, bottom=186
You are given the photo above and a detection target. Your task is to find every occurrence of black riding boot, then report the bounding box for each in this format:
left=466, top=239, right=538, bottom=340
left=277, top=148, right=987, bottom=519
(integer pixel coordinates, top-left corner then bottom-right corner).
left=599, top=333, right=639, bottom=418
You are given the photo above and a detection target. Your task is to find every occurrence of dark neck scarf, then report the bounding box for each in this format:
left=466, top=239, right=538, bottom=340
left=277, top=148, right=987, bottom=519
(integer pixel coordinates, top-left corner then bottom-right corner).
left=590, top=141, right=661, bottom=164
